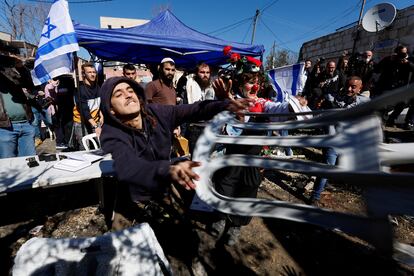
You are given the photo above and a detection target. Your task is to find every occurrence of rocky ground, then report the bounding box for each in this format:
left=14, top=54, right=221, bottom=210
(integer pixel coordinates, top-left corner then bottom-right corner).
left=1, top=127, right=413, bottom=275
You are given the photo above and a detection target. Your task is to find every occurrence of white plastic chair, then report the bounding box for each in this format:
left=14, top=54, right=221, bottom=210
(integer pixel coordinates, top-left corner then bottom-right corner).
left=13, top=223, right=172, bottom=275
left=192, top=84, right=414, bottom=256
left=81, top=133, right=100, bottom=151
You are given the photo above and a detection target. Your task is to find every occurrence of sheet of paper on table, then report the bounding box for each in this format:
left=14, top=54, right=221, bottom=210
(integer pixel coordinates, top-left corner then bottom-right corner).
left=53, top=152, right=104, bottom=172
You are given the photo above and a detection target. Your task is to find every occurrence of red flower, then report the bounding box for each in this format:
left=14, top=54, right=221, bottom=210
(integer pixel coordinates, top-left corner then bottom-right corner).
left=246, top=56, right=262, bottom=67
left=223, top=45, right=232, bottom=56
left=229, top=53, right=240, bottom=63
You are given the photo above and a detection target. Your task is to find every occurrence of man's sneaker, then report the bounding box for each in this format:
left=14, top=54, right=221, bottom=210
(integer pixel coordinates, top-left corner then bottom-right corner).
left=309, top=198, right=325, bottom=208
left=224, top=226, right=241, bottom=246
left=56, top=143, right=68, bottom=150
left=209, top=219, right=226, bottom=238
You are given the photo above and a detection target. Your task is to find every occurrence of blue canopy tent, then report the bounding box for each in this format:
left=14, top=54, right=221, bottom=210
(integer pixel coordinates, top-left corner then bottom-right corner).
left=74, top=10, right=264, bottom=68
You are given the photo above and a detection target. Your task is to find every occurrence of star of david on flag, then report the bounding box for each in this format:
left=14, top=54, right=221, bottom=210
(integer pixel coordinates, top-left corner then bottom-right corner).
left=31, top=0, right=79, bottom=85
left=41, top=17, right=56, bottom=39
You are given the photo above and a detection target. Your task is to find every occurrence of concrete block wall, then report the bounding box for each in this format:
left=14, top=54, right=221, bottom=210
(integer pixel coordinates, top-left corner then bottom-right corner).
left=299, top=5, right=414, bottom=63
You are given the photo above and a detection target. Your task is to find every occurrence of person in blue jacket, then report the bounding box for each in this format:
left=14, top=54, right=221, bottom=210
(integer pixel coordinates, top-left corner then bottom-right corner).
left=99, top=76, right=249, bottom=229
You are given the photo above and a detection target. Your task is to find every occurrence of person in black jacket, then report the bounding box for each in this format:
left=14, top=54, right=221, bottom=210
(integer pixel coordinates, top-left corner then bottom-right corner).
left=99, top=77, right=249, bottom=228
left=375, top=45, right=414, bottom=128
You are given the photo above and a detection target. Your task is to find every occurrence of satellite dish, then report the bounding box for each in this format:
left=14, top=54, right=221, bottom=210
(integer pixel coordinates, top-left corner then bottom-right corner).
left=362, top=2, right=397, bottom=32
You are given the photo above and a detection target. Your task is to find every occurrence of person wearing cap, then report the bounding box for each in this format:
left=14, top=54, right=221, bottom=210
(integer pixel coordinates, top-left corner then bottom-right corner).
left=144, top=57, right=177, bottom=105
left=99, top=76, right=250, bottom=229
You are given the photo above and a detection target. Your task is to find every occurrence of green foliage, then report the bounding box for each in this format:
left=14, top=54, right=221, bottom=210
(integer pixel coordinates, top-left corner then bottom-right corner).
left=265, top=49, right=298, bottom=70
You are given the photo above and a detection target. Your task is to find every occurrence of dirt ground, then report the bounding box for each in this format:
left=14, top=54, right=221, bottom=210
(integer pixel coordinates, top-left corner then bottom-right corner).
left=1, top=128, right=414, bottom=275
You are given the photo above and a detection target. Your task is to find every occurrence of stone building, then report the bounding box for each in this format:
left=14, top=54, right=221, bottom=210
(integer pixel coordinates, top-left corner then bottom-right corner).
left=299, top=4, right=414, bottom=63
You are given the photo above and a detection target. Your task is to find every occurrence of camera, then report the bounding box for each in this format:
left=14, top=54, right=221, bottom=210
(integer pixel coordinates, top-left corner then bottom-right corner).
left=218, top=68, right=233, bottom=83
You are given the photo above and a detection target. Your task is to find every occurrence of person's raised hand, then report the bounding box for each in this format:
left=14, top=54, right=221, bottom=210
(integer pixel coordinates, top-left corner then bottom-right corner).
left=213, top=78, right=233, bottom=100
left=169, top=161, right=201, bottom=190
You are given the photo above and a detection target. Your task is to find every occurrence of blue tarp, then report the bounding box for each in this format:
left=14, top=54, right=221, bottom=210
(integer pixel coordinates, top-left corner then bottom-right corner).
left=74, top=10, right=264, bottom=68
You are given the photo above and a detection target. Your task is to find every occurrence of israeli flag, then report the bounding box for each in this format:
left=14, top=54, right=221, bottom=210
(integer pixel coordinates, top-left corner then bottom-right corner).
left=267, top=62, right=306, bottom=102
left=31, top=0, right=79, bottom=86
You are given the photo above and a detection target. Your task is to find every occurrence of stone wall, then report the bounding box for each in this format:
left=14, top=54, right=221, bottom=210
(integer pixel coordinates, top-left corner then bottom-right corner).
left=299, top=5, right=414, bottom=63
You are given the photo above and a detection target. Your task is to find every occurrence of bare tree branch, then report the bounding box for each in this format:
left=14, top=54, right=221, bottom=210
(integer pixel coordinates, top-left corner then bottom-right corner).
left=0, top=0, right=50, bottom=44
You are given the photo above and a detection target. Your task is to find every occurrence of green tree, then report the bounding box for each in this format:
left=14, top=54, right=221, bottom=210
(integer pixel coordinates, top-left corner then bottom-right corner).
left=266, top=49, right=298, bottom=69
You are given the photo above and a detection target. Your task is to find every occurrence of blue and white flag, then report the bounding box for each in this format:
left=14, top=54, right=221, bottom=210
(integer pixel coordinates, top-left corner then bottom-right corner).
left=267, top=62, right=306, bottom=102
left=31, top=0, right=79, bottom=85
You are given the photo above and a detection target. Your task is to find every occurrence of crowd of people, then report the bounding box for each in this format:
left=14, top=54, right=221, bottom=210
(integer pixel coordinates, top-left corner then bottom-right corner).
left=0, top=44, right=413, bottom=246
left=302, top=45, right=414, bottom=129
left=302, top=45, right=414, bottom=204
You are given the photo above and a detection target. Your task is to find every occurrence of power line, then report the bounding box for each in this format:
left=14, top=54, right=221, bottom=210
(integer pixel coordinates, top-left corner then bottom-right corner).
left=275, top=1, right=362, bottom=47
left=242, top=21, right=253, bottom=43
left=259, top=17, right=296, bottom=53
left=258, top=18, right=283, bottom=45
left=207, top=16, right=253, bottom=35
left=260, top=0, right=281, bottom=12
left=260, top=13, right=314, bottom=32
left=28, top=0, right=113, bottom=3
left=213, top=19, right=251, bottom=37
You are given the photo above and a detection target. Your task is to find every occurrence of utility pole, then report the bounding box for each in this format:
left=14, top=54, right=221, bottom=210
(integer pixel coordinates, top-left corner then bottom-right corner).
left=351, top=0, right=367, bottom=55
left=271, top=41, right=276, bottom=68
left=251, top=9, right=260, bottom=45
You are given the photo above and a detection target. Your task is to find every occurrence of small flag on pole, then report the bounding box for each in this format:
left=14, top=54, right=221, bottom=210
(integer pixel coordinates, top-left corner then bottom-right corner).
left=31, top=0, right=79, bottom=86
left=267, top=62, right=306, bottom=102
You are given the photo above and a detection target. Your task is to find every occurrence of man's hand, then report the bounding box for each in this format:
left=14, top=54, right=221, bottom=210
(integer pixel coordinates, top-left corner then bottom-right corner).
left=94, top=126, right=102, bottom=137
left=213, top=78, right=233, bottom=100
left=295, top=96, right=308, bottom=106
left=169, top=161, right=201, bottom=190
left=173, top=126, right=181, bottom=137
left=226, top=98, right=253, bottom=116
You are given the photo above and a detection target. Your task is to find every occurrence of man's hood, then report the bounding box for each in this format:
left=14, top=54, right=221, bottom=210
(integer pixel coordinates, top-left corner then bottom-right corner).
left=100, top=76, right=146, bottom=129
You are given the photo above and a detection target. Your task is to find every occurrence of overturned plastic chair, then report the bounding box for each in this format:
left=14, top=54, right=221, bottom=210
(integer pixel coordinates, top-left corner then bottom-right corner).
left=192, top=84, right=414, bottom=258
left=82, top=133, right=100, bottom=151
left=13, top=223, right=172, bottom=276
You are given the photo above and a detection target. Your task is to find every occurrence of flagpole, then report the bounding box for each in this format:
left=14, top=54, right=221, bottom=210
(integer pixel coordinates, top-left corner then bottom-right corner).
left=73, top=52, right=86, bottom=137
left=351, top=0, right=367, bottom=55
left=73, top=52, right=80, bottom=88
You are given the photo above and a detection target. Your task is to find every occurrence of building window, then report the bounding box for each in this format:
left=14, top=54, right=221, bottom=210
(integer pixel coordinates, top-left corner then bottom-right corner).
left=108, top=25, right=112, bottom=29
left=121, top=26, right=124, bottom=28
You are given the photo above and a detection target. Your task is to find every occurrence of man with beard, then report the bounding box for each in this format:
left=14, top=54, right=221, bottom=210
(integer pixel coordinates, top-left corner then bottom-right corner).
left=144, top=58, right=177, bottom=105
left=186, top=63, right=215, bottom=104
